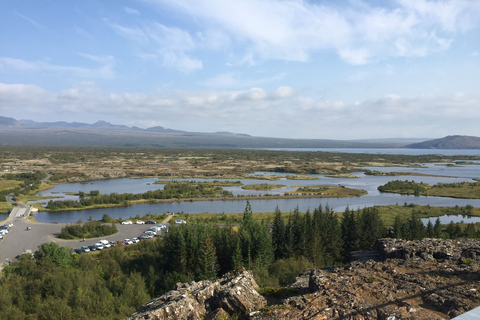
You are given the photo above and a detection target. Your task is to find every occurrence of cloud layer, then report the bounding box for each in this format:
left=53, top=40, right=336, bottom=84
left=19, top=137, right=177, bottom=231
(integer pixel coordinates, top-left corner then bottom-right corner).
left=1, top=82, right=478, bottom=139
left=142, top=0, right=480, bottom=65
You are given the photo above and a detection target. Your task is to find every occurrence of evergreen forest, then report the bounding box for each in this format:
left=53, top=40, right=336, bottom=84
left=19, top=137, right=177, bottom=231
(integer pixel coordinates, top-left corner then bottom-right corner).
left=1, top=202, right=480, bottom=319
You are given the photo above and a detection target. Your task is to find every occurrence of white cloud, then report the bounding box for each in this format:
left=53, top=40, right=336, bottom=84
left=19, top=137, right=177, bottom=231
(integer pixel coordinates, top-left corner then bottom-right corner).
left=145, top=0, right=480, bottom=65
left=124, top=7, right=140, bottom=15
left=1, top=82, right=478, bottom=139
left=14, top=11, right=46, bottom=29
left=0, top=55, right=115, bottom=79
left=201, top=72, right=286, bottom=89
left=108, top=20, right=202, bottom=72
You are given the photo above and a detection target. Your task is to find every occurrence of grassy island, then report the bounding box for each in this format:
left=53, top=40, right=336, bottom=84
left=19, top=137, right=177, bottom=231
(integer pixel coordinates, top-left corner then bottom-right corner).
left=241, top=183, right=286, bottom=191
left=378, top=180, right=480, bottom=199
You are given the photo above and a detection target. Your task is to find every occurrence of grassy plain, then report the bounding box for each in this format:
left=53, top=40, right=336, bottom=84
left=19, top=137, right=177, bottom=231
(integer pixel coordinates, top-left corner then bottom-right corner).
left=3, top=146, right=478, bottom=184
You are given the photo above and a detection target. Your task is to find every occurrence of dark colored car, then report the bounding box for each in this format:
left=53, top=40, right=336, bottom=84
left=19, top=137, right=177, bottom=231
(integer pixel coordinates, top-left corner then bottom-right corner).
left=88, top=245, right=97, bottom=251
left=145, top=220, right=157, bottom=224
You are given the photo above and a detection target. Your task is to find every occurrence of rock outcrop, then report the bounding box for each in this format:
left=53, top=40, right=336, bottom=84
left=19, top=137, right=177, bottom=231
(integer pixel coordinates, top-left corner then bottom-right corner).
left=125, top=270, right=266, bottom=320
left=127, top=239, right=480, bottom=320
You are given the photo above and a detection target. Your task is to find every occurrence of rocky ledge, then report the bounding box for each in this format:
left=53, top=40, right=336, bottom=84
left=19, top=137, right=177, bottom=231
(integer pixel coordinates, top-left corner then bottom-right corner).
left=125, top=270, right=266, bottom=320
left=127, top=238, right=480, bottom=320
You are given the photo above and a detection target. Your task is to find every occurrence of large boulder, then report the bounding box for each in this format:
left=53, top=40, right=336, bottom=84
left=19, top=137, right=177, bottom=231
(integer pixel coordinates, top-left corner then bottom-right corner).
left=125, top=270, right=266, bottom=320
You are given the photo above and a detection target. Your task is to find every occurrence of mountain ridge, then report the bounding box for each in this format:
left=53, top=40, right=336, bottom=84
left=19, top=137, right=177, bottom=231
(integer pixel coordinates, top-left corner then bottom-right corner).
left=407, top=135, right=480, bottom=149
left=1, top=116, right=476, bottom=149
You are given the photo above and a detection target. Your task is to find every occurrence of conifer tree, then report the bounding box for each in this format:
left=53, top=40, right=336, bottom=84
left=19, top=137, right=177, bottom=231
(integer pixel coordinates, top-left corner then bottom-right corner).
left=359, top=207, right=385, bottom=249
left=196, top=233, right=218, bottom=281
left=434, top=217, right=442, bottom=238
left=232, top=237, right=244, bottom=270
left=271, top=206, right=286, bottom=260
left=341, top=207, right=360, bottom=255
left=426, top=220, right=435, bottom=237
left=407, top=211, right=426, bottom=240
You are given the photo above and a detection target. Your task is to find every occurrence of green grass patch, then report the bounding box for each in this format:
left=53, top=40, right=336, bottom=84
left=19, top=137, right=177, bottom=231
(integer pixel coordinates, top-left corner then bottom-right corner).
left=242, top=184, right=286, bottom=191
left=0, top=202, right=13, bottom=214
left=0, top=179, right=22, bottom=191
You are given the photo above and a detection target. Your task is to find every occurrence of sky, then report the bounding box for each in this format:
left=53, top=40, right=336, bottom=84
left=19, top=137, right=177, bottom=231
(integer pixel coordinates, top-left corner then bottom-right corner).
left=0, top=0, right=479, bottom=140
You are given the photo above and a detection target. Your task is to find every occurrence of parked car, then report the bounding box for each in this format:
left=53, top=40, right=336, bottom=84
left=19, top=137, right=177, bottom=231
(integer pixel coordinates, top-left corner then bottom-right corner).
left=74, top=248, right=83, bottom=254
left=121, top=220, right=133, bottom=225
left=94, top=243, right=104, bottom=250
left=175, top=219, right=187, bottom=224
left=99, top=240, right=111, bottom=248
left=0, top=229, right=8, bottom=236
left=0, top=234, right=3, bottom=239
left=145, top=228, right=157, bottom=235
left=157, top=224, right=168, bottom=229
left=88, top=245, right=97, bottom=251
left=132, top=237, right=139, bottom=243
left=123, top=239, right=133, bottom=245
left=136, top=220, right=145, bottom=224
left=139, top=233, right=154, bottom=239
left=81, top=246, right=90, bottom=253
left=145, top=220, right=157, bottom=224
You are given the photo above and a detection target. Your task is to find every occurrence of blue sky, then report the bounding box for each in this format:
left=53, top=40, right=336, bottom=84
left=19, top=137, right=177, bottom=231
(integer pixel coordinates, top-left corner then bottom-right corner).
left=1, top=0, right=479, bottom=139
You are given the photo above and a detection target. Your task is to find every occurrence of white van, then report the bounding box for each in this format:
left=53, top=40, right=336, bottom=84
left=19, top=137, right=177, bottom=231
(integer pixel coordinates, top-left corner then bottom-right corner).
left=99, top=239, right=111, bottom=248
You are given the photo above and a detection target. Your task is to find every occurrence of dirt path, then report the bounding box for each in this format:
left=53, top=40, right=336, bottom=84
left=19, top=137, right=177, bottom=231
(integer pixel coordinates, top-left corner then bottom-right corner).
left=161, top=213, right=175, bottom=224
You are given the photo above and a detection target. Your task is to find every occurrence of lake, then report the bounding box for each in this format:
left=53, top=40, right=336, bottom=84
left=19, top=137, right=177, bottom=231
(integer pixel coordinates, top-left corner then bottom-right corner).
left=30, top=159, right=480, bottom=223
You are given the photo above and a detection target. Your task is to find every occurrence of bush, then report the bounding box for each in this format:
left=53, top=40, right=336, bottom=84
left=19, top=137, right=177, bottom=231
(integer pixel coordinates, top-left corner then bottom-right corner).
left=268, top=256, right=313, bottom=286
left=59, top=221, right=117, bottom=239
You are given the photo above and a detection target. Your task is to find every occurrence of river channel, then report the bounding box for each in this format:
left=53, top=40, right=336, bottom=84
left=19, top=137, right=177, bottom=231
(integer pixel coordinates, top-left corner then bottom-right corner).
left=23, top=154, right=480, bottom=223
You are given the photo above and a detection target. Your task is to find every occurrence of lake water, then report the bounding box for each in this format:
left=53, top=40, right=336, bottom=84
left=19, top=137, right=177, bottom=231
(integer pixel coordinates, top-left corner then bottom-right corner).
left=30, top=159, right=480, bottom=223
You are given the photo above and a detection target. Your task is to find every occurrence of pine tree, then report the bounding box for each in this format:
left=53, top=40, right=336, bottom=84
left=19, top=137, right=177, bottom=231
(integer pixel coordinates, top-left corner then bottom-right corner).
left=232, top=237, right=243, bottom=270
left=271, top=206, right=286, bottom=260
left=341, top=207, right=360, bottom=255
left=359, top=207, right=384, bottom=250
left=434, top=217, right=442, bottom=238
left=426, top=220, right=434, bottom=237
left=243, top=200, right=253, bottom=226
left=407, top=211, right=426, bottom=240
left=196, top=233, right=218, bottom=281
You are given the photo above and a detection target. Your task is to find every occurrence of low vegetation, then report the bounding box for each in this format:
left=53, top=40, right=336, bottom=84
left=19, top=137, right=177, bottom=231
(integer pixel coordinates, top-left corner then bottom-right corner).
left=58, top=221, right=118, bottom=239
left=241, top=183, right=286, bottom=191
left=378, top=180, right=480, bottom=198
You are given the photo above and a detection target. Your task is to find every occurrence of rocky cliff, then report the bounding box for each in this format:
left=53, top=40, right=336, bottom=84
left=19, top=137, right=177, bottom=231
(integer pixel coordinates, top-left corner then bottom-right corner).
left=126, top=238, right=480, bottom=320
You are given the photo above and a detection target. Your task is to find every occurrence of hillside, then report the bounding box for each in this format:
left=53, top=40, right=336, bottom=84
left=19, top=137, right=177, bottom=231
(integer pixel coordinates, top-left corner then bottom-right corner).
left=0, top=116, right=408, bottom=148
left=127, top=238, right=480, bottom=320
left=407, top=135, right=480, bottom=149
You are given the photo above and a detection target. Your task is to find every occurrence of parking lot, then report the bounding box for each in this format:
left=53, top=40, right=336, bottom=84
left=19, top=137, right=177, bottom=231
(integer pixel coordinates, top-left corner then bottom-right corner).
left=0, top=218, right=169, bottom=266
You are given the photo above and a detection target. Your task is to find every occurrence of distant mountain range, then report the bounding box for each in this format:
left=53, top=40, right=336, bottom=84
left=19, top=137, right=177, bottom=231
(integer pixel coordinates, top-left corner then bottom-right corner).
left=0, top=116, right=477, bottom=149
left=406, top=135, right=480, bottom=149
